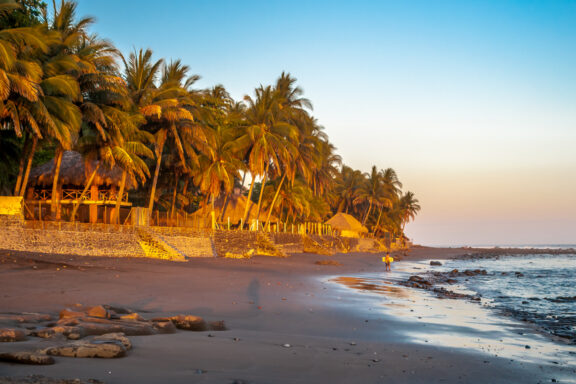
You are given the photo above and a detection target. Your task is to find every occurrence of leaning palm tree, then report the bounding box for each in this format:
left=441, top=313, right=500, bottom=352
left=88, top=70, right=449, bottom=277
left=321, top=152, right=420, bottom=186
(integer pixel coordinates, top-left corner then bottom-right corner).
left=191, top=85, right=243, bottom=226
left=0, top=1, right=54, bottom=196
left=237, top=84, right=298, bottom=228
left=40, top=0, right=96, bottom=218
left=123, top=50, right=198, bottom=217
left=398, top=191, right=421, bottom=233
left=332, top=165, right=363, bottom=214
left=354, top=166, right=387, bottom=225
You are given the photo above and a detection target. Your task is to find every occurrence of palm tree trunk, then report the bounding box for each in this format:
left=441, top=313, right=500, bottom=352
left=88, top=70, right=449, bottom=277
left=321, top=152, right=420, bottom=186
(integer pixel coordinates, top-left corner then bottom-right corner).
left=113, top=170, right=127, bottom=224
left=210, top=194, right=216, bottom=230
left=218, top=193, right=230, bottom=222
left=50, top=148, right=63, bottom=220
left=170, top=175, right=179, bottom=220
left=375, top=206, right=384, bottom=230
left=180, top=178, right=189, bottom=212
left=241, top=175, right=256, bottom=229
left=362, top=201, right=373, bottom=225
left=147, top=139, right=165, bottom=218
left=255, top=163, right=270, bottom=221
left=71, top=164, right=100, bottom=222
left=265, top=173, right=286, bottom=229
left=13, top=139, right=28, bottom=196
left=19, top=136, right=37, bottom=197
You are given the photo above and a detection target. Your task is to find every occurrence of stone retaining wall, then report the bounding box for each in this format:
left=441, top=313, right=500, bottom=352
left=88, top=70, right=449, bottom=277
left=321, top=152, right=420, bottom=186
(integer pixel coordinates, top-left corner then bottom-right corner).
left=212, top=230, right=260, bottom=257
left=152, top=227, right=214, bottom=258
left=269, top=233, right=303, bottom=254
left=0, top=196, right=23, bottom=217
left=0, top=216, right=398, bottom=260
left=0, top=219, right=145, bottom=258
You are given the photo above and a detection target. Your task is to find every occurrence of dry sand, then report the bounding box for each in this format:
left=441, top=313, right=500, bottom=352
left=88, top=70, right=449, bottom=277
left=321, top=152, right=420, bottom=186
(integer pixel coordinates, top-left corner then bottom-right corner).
left=0, top=247, right=573, bottom=383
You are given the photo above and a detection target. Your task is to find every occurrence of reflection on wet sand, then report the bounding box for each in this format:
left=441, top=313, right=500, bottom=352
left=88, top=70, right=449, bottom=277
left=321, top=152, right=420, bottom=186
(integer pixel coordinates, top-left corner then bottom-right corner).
left=331, top=276, right=410, bottom=299
left=330, top=271, right=576, bottom=382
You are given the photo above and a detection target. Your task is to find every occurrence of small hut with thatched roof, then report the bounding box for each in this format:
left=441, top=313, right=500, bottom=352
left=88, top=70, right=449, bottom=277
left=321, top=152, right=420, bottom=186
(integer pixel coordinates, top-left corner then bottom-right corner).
left=26, top=151, right=135, bottom=223
left=325, top=212, right=368, bottom=238
left=191, top=188, right=278, bottom=229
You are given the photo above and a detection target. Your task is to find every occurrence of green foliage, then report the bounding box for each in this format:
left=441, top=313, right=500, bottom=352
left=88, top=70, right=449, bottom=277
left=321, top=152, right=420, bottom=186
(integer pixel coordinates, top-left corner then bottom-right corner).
left=0, top=0, right=46, bottom=29
left=0, top=129, right=21, bottom=193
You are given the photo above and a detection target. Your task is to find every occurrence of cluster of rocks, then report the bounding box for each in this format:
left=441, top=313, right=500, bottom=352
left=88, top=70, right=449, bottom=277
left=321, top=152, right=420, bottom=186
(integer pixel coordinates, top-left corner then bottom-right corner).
left=401, top=269, right=488, bottom=301
left=501, top=308, right=576, bottom=343
left=0, top=305, right=226, bottom=365
left=0, top=375, right=104, bottom=384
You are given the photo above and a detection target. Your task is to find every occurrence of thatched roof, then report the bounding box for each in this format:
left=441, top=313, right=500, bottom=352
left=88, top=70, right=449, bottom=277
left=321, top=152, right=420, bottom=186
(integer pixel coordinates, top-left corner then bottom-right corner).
left=28, top=151, right=136, bottom=189
left=325, top=212, right=368, bottom=233
left=191, top=193, right=277, bottom=224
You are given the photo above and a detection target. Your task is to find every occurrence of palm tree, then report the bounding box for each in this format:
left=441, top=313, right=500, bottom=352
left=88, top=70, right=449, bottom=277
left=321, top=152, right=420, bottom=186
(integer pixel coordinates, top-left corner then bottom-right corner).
left=373, top=168, right=402, bottom=231
left=333, top=165, right=365, bottom=214
left=263, top=73, right=317, bottom=229
left=398, top=191, right=421, bottom=233
left=237, top=83, right=298, bottom=228
left=191, top=86, right=243, bottom=225
left=41, top=0, right=96, bottom=218
left=0, top=1, right=53, bottom=196
left=123, top=50, right=197, bottom=218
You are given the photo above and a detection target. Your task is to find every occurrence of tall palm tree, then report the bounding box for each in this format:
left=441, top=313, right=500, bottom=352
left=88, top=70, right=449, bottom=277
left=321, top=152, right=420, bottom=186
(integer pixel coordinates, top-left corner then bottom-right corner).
left=123, top=50, right=197, bottom=218
left=191, top=85, right=243, bottom=224
left=237, top=84, right=298, bottom=228
left=398, top=191, right=421, bottom=233
left=0, top=0, right=53, bottom=196
left=373, top=167, right=402, bottom=230
left=333, top=165, right=365, bottom=214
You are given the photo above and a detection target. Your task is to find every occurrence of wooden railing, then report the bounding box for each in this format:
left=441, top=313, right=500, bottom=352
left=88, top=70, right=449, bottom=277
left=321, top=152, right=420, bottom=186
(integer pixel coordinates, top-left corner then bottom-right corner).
left=32, top=189, right=129, bottom=203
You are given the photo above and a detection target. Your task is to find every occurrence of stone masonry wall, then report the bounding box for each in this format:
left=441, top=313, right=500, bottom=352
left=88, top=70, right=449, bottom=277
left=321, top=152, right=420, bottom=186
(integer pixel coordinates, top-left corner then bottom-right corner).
left=0, top=215, right=394, bottom=260
left=0, top=219, right=144, bottom=258
left=269, top=233, right=303, bottom=254
left=151, top=227, right=214, bottom=258
left=0, top=196, right=23, bottom=217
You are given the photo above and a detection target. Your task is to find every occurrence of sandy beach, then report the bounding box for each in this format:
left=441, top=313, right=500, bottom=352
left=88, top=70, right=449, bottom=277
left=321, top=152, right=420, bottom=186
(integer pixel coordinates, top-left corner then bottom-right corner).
left=1, top=247, right=574, bottom=384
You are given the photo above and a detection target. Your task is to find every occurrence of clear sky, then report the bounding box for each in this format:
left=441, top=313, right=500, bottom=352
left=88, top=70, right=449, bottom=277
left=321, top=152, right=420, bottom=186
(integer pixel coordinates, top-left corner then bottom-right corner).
left=72, top=0, right=576, bottom=246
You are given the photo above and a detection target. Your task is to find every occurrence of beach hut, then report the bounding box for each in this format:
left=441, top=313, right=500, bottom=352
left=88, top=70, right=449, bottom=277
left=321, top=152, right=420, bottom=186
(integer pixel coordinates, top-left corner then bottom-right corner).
left=26, top=151, right=135, bottom=223
left=325, top=212, right=368, bottom=238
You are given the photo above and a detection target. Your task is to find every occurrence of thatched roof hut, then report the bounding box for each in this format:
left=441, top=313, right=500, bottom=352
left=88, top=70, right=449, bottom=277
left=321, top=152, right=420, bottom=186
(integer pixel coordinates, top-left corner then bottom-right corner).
left=191, top=193, right=277, bottom=225
left=325, top=212, right=368, bottom=238
left=28, top=151, right=137, bottom=190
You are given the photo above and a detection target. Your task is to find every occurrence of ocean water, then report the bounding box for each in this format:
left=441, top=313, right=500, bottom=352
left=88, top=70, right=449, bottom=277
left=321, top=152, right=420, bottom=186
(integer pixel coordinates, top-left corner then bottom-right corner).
left=329, top=251, right=576, bottom=380
left=437, top=244, right=576, bottom=250
left=434, top=253, right=576, bottom=342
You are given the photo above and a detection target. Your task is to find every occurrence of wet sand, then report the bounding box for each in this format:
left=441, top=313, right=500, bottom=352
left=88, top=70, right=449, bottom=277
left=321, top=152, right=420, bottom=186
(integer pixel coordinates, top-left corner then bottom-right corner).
left=0, top=247, right=574, bottom=383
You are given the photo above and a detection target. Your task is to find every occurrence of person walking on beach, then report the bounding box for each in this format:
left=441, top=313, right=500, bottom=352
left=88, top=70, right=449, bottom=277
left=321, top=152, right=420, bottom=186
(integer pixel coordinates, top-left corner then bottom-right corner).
left=384, top=252, right=393, bottom=271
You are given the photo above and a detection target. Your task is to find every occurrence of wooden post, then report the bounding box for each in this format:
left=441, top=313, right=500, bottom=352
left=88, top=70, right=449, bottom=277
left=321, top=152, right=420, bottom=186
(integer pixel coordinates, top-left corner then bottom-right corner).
left=227, top=217, right=230, bottom=230
left=156, top=210, right=159, bottom=226
left=38, top=201, right=41, bottom=221
left=89, top=185, right=98, bottom=224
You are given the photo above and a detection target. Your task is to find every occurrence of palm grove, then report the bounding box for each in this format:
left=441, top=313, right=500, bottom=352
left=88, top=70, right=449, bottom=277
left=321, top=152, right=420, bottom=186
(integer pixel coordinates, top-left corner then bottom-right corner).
left=0, top=0, right=420, bottom=238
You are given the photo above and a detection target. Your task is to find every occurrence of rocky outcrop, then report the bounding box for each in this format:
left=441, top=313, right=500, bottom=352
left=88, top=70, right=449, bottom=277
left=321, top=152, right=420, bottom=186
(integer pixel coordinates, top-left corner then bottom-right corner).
left=0, top=352, right=55, bottom=365
left=0, top=328, right=27, bottom=342
left=0, top=305, right=227, bottom=368
left=43, top=340, right=126, bottom=359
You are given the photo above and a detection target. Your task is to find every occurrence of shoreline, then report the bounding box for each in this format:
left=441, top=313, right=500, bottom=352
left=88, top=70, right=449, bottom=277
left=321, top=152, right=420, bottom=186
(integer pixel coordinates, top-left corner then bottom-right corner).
left=1, top=247, right=575, bottom=383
